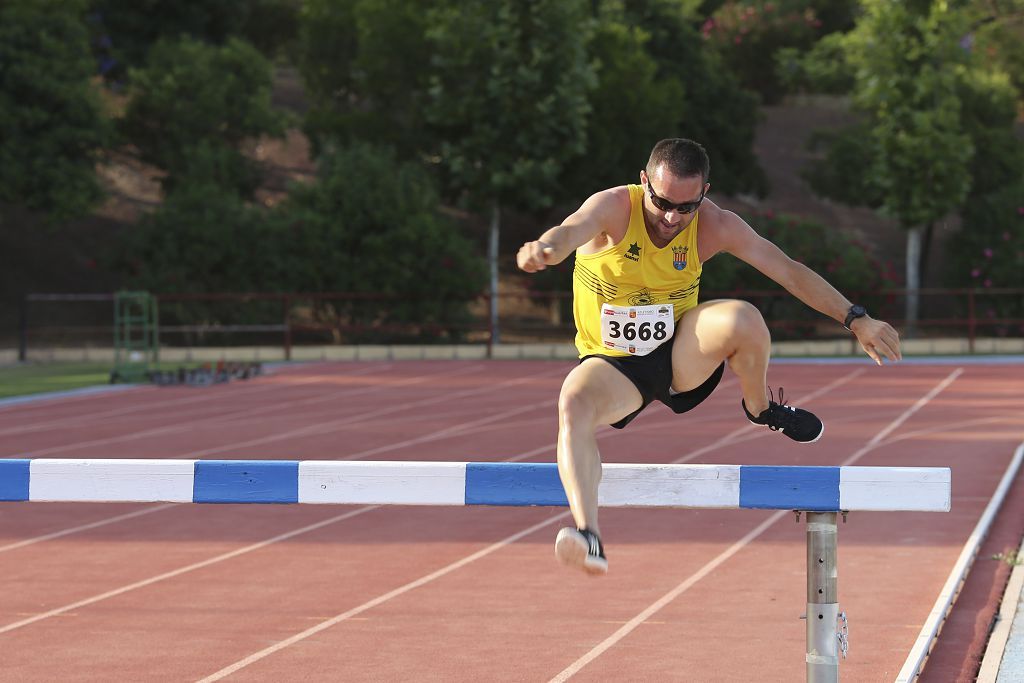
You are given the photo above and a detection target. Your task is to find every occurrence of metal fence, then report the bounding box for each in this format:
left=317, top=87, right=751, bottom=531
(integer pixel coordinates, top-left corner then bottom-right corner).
left=15, top=288, right=1024, bottom=361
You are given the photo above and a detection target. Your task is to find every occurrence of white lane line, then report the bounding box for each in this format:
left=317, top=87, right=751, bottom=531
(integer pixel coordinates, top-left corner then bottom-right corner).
left=0, top=368, right=555, bottom=630
left=897, top=439, right=1024, bottom=682
left=501, top=379, right=740, bottom=464
left=548, top=367, right=961, bottom=681
left=0, top=506, right=379, bottom=634
left=0, top=363, right=395, bottom=437
left=841, top=368, right=963, bottom=465
left=0, top=504, right=177, bottom=554
left=548, top=510, right=789, bottom=683
left=340, top=401, right=554, bottom=460
left=0, top=376, right=315, bottom=438
left=195, top=511, right=572, bottom=683
left=8, top=365, right=483, bottom=458
left=183, top=368, right=555, bottom=459
left=0, top=366, right=482, bottom=556
left=193, top=368, right=856, bottom=679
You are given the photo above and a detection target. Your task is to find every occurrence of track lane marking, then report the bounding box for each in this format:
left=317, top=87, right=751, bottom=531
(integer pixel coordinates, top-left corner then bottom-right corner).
left=548, top=367, right=960, bottom=681
left=193, top=368, right=859, bottom=679
left=0, top=506, right=379, bottom=634
left=6, top=365, right=484, bottom=458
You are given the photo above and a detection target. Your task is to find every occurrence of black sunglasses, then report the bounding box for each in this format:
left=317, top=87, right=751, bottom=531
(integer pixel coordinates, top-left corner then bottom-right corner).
left=644, top=177, right=706, bottom=214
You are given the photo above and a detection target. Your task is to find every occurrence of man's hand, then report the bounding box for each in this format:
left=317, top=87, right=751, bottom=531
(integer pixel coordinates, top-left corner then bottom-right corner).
left=517, top=240, right=558, bottom=273
left=850, top=317, right=902, bottom=365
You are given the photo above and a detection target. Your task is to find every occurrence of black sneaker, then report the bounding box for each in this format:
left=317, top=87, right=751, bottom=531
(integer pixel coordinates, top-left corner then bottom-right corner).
left=554, top=527, right=608, bottom=575
left=743, top=388, right=824, bottom=443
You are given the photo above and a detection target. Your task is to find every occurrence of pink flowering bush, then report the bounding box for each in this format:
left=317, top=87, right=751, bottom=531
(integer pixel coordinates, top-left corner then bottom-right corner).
left=701, top=211, right=896, bottom=338
left=702, top=1, right=822, bottom=104
left=946, top=180, right=1024, bottom=335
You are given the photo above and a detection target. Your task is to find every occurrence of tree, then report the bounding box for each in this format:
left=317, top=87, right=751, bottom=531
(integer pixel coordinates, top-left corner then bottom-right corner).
left=0, top=0, right=111, bottom=222
left=552, top=7, right=681, bottom=200
left=621, top=0, right=767, bottom=197
left=88, top=0, right=299, bottom=80
left=119, top=36, right=285, bottom=196
left=295, top=0, right=434, bottom=158
left=798, top=0, right=976, bottom=333
left=423, top=0, right=597, bottom=342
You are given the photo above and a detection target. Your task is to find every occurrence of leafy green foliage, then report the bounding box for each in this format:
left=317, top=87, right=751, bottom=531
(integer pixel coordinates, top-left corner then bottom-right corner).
left=702, top=1, right=823, bottom=104
left=843, top=1, right=973, bottom=228
left=802, top=123, right=883, bottom=208
left=701, top=211, right=896, bottom=337
left=119, top=36, right=284, bottom=195
left=551, top=13, right=678, bottom=200
left=956, top=69, right=1023, bottom=195
left=945, top=179, right=1024, bottom=333
left=702, top=211, right=891, bottom=293
left=118, top=181, right=279, bottom=294
left=424, top=0, right=596, bottom=212
left=88, top=0, right=298, bottom=79
left=297, top=0, right=433, bottom=157
left=776, top=32, right=854, bottom=95
left=620, top=0, right=767, bottom=197
left=0, top=0, right=111, bottom=221
left=964, top=0, right=1024, bottom=107
left=272, top=143, right=487, bottom=341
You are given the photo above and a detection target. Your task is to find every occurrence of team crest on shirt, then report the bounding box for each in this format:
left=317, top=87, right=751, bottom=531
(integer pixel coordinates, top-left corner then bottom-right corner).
left=672, top=246, right=689, bottom=271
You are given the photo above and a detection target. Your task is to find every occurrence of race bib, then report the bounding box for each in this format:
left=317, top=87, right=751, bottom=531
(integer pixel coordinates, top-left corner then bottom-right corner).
left=599, top=303, right=674, bottom=356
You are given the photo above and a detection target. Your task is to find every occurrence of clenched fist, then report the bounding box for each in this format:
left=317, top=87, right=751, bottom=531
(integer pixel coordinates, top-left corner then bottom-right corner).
left=517, top=240, right=558, bottom=273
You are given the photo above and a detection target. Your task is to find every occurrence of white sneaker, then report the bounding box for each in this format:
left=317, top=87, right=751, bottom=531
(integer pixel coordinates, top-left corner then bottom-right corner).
left=554, top=527, right=608, bottom=575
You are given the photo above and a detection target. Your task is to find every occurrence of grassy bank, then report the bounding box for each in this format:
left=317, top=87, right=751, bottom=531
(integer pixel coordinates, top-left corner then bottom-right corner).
left=0, top=362, right=112, bottom=400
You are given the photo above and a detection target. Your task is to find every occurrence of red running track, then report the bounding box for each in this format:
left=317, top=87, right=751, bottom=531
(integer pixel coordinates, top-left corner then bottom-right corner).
left=0, top=359, right=1021, bottom=682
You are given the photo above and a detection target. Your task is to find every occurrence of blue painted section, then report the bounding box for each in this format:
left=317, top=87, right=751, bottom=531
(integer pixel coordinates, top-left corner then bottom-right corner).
left=193, top=461, right=299, bottom=503
left=739, top=466, right=840, bottom=510
left=0, top=459, right=31, bottom=501
left=465, top=463, right=569, bottom=506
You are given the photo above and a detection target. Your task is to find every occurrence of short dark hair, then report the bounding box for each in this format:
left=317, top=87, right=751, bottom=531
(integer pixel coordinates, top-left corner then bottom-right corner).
left=646, top=139, right=710, bottom=183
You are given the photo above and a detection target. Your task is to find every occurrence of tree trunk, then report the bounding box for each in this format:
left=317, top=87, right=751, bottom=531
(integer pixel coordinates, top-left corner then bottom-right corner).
left=905, top=226, right=922, bottom=337
left=489, top=202, right=500, bottom=345
left=919, top=221, right=935, bottom=288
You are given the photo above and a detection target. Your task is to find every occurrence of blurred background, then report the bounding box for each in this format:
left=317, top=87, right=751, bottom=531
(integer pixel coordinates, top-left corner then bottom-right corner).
left=1, top=0, right=1022, bottom=377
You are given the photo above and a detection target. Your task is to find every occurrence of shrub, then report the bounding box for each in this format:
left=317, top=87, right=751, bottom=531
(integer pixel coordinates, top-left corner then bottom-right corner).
left=271, top=142, right=487, bottom=343
left=702, top=1, right=823, bottom=104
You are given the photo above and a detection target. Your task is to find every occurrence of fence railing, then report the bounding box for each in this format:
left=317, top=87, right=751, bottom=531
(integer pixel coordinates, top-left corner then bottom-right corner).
left=14, top=288, right=1024, bottom=361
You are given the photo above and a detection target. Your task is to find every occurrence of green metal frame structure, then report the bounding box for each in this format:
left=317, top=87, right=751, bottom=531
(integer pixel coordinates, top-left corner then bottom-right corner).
left=112, top=291, right=158, bottom=383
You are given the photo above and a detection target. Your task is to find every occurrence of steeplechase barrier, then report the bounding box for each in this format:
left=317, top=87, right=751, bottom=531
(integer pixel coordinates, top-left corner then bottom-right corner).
left=0, top=460, right=951, bottom=683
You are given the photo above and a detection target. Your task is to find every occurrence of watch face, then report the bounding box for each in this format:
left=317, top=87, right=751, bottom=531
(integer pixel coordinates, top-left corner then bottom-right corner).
left=851, top=305, right=866, bottom=316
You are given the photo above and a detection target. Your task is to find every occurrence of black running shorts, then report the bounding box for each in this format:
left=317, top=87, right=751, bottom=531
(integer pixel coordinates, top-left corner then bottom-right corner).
left=581, top=340, right=725, bottom=430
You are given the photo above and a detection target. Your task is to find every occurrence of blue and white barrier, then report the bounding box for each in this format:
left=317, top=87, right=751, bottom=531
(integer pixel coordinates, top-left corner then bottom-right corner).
left=0, top=459, right=950, bottom=511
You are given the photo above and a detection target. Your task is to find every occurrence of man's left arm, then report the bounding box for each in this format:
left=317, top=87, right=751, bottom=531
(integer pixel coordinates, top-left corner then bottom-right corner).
left=717, top=211, right=901, bottom=365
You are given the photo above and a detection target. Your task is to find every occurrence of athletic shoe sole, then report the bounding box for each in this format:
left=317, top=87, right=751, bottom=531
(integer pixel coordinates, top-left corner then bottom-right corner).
left=554, top=527, right=608, bottom=575
left=747, top=419, right=825, bottom=444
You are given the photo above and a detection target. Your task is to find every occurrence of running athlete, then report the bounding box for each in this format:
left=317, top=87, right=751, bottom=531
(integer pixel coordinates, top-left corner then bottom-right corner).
left=516, top=138, right=901, bottom=575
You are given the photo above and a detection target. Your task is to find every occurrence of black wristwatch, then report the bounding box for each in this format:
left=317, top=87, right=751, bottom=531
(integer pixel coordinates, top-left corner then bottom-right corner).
left=843, top=304, right=867, bottom=331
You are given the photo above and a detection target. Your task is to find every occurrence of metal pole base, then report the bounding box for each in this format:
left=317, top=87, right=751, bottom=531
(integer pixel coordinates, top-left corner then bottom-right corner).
left=806, top=512, right=839, bottom=683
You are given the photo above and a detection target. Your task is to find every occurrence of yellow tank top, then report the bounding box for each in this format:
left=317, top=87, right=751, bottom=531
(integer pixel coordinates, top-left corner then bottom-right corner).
left=572, top=184, right=702, bottom=357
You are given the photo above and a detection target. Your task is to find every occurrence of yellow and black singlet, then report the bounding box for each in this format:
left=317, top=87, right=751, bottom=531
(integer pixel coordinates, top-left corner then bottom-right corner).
left=572, top=184, right=702, bottom=358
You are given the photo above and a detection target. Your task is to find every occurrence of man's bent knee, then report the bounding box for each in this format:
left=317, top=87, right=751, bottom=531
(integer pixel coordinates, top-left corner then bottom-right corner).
left=558, top=387, right=601, bottom=431
left=701, top=299, right=769, bottom=345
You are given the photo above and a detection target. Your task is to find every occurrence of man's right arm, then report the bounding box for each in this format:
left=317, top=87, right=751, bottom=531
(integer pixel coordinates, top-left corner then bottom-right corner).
left=516, top=188, right=628, bottom=273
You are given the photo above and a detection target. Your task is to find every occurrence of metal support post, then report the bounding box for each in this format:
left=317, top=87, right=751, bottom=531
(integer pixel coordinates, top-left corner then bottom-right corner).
left=806, top=511, right=841, bottom=682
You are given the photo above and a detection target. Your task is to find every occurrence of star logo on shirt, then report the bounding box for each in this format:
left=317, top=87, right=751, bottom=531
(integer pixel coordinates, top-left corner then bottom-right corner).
left=624, top=242, right=641, bottom=262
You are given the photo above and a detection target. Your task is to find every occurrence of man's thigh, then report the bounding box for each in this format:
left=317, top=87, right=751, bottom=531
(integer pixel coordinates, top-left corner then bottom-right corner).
left=561, top=357, right=645, bottom=427
left=670, top=299, right=752, bottom=393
